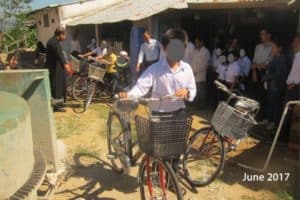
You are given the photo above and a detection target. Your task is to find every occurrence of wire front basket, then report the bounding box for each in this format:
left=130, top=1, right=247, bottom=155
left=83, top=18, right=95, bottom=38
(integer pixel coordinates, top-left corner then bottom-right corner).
left=135, top=116, right=191, bottom=157
left=70, top=56, right=80, bottom=72
left=211, top=101, right=256, bottom=139
left=88, top=64, right=106, bottom=81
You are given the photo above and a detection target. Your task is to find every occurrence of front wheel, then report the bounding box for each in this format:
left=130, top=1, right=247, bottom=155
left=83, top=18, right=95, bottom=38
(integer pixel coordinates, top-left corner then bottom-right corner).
left=183, top=127, right=225, bottom=186
left=107, top=113, right=131, bottom=174
left=138, top=156, right=183, bottom=200
left=72, top=75, right=88, bottom=101
left=84, top=81, right=96, bottom=110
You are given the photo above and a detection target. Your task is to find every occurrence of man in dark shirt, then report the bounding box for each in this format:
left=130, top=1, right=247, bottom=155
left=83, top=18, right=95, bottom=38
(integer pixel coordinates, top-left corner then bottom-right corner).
left=264, top=39, right=288, bottom=130
left=46, top=27, right=74, bottom=112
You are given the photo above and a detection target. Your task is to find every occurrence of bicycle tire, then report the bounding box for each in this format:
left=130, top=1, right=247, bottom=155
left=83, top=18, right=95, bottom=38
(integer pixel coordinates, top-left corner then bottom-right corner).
left=139, top=156, right=183, bottom=200
left=72, top=75, right=88, bottom=101
left=107, top=112, right=131, bottom=174
left=84, top=81, right=96, bottom=110
left=183, top=127, right=225, bottom=187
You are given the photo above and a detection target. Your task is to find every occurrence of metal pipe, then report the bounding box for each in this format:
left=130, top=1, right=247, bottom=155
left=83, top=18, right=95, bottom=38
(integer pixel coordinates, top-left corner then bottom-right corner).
left=237, top=100, right=300, bottom=172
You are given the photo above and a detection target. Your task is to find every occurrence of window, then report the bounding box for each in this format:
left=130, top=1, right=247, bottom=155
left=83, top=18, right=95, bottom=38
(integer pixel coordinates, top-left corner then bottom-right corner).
left=43, top=14, right=49, bottom=27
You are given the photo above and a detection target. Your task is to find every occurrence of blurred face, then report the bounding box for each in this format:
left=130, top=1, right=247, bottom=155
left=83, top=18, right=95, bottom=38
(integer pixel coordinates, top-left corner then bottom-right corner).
left=58, top=32, right=67, bottom=41
left=271, top=42, right=281, bottom=56
left=260, top=30, right=270, bottom=43
left=143, top=32, right=151, bottom=42
left=231, top=39, right=239, bottom=49
left=100, top=41, right=107, bottom=48
left=292, top=37, right=300, bottom=52
left=194, top=39, right=203, bottom=48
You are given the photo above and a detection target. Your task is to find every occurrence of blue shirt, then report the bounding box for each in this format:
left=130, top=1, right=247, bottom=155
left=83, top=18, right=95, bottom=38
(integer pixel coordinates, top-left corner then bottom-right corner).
left=128, top=58, right=197, bottom=112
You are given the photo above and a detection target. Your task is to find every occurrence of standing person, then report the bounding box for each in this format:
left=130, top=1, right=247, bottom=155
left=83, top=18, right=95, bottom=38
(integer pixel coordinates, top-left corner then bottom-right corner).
left=86, top=38, right=97, bottom=51
left=238, top=49, right=251, bottom=91
left=226, top=51, right=240, bottom=91
left=264, top=39, right=288, bottom=130
left=119, top=28, right=196, bottom=189
left=46, top=27, right=74, bottom=112
left=183, top=31, right=194, bottom=66
left=280, top=34, right=300, bottom=143
left=252, top=28, right=273, bottom=122
left=79, top=40, right=108, bottom=59
left=136, top=29, right=161, bottom=75
left=191, top=36, right=211, bottom=107
left=120, top=28, right=196, bottom=112
left=70, top=33, right=81, bottom=56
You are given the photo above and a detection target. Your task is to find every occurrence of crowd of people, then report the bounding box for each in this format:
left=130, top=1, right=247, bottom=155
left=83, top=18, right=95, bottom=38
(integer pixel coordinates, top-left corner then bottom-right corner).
left=45, top=25, right=300, bottom=143
left=134, top=27, right=300, bottom=143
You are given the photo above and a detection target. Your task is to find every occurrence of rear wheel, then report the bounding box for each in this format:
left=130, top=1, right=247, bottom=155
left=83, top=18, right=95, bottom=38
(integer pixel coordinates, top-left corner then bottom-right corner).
left=139, top=156, right=183, bottom=200
left=107, top=113, right=131, bottom=174
left=183, top=127, right=225, bottom=186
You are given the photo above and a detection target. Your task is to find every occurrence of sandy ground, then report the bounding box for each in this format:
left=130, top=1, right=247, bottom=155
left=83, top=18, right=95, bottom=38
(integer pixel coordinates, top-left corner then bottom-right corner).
left=51, top=101, right=298, bottom=200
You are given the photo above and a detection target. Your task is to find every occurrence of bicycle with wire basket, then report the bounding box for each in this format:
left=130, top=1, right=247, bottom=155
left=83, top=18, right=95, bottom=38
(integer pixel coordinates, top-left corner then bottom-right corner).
left=72, top=56, right=130, bottom=113
left=107, top=95, right=191, bottom=200
left=181, top=80, right=260, bottom=187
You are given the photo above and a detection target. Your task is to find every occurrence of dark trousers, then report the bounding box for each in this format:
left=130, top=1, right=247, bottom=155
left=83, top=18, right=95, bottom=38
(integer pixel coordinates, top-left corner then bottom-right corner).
left=280, top=85, right=300, bottom=142
left=194, top=82, right=207, bottom=108
left=266, top=88, right=283, bottom=124
left=139, top=59, right=158, bottom=77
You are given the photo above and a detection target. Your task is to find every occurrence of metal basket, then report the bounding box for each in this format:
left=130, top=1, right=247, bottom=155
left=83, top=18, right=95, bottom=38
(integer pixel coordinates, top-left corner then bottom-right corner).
left=211, top=101, right=256, bottom=139
left=88, top=64, right=106, bottom=81
left=135, top=116, right=191, bottom=157
left=70, top=56, right=80, bottom=72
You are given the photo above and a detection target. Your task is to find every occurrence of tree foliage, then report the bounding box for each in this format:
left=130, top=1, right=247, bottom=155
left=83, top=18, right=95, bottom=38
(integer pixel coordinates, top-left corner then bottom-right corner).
left=0, top=0, right=37, bottom=51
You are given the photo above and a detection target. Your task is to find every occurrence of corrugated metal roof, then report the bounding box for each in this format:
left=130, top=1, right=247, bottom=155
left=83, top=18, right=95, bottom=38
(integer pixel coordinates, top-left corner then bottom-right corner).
left=67, top=0, right=188, bottom=26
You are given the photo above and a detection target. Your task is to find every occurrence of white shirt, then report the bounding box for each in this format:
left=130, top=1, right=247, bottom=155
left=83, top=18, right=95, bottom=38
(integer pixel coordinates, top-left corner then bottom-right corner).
left=253, top=43, right=272, bottom=64
left=239, top=56, right=251, bottom=77
left=183, top=41, right=195, bottom=65
left=226, top=61, right=240, bottom=83
left=191, top=46, right=211, bottom=82
left=287, top=52, right=300, bottom=84
left=138, top=39, right=161, bottom=64
left=216, top=63, right=227, bottom=81
left=70, top=39, right=81, bottom=52
left=128, top=58, right=196, bottom=112
left=92, top=47, right=107, bottom=57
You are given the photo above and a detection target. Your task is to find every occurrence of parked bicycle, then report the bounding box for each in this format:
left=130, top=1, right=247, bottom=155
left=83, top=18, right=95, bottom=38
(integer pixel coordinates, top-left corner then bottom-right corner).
left=184, top=80, right=300, bottom=187
left=72, top=55, right=130, bottom=113
left=107, top=95, right=191, bottom=199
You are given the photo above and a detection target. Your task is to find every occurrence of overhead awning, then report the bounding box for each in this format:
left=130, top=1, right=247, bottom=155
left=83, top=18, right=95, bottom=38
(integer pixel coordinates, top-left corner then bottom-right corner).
left=67, top=0, right=188, bottom=26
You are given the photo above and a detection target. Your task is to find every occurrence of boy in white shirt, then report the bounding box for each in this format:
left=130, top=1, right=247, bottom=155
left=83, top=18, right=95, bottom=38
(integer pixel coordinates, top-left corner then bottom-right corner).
left=238, top=49, right=251, bottom=91
left=226, top=51, right=240, bottom=91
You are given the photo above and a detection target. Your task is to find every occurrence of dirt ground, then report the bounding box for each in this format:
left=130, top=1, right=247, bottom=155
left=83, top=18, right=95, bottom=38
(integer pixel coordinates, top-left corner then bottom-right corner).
left=52, top=101, right=299, bottom=200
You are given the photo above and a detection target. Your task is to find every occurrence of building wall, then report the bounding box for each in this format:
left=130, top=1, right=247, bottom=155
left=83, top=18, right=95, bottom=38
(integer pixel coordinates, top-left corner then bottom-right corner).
left=35, top=7, right=61, bottom=46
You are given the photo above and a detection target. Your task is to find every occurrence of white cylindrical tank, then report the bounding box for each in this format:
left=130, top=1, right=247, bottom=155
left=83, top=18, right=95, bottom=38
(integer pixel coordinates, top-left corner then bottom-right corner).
left=0, top=92, right=34, bottom=199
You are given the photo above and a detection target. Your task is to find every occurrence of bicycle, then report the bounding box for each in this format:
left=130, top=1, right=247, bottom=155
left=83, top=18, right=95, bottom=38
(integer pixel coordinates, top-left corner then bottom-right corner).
left=107, top=95, right=191, bottom=200
left=73, top=57, right=130, bottom=113
left=70, top=55, right=90, bottom=101
left=182, top=80, right=259, bottom=186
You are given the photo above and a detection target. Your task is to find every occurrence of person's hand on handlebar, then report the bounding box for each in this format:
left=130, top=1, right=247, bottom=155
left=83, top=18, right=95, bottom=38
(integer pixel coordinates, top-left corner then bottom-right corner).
left=175, top=88, right=189, bottom=100
left=118, top=92, right=129, bottom=99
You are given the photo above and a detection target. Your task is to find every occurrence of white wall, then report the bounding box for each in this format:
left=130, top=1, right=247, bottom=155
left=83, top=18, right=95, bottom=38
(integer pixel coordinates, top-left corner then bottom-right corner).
left=35, top=7, right=61, bottom=46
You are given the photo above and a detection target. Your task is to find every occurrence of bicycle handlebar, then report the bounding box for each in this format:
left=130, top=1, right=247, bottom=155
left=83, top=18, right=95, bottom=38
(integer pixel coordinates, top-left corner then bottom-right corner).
left=114, top=94, right=181, bottom=102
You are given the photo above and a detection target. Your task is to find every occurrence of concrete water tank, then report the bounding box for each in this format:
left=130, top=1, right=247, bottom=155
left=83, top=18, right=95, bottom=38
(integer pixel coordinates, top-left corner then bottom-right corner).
left=0, top=92, right=34, bottom=199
